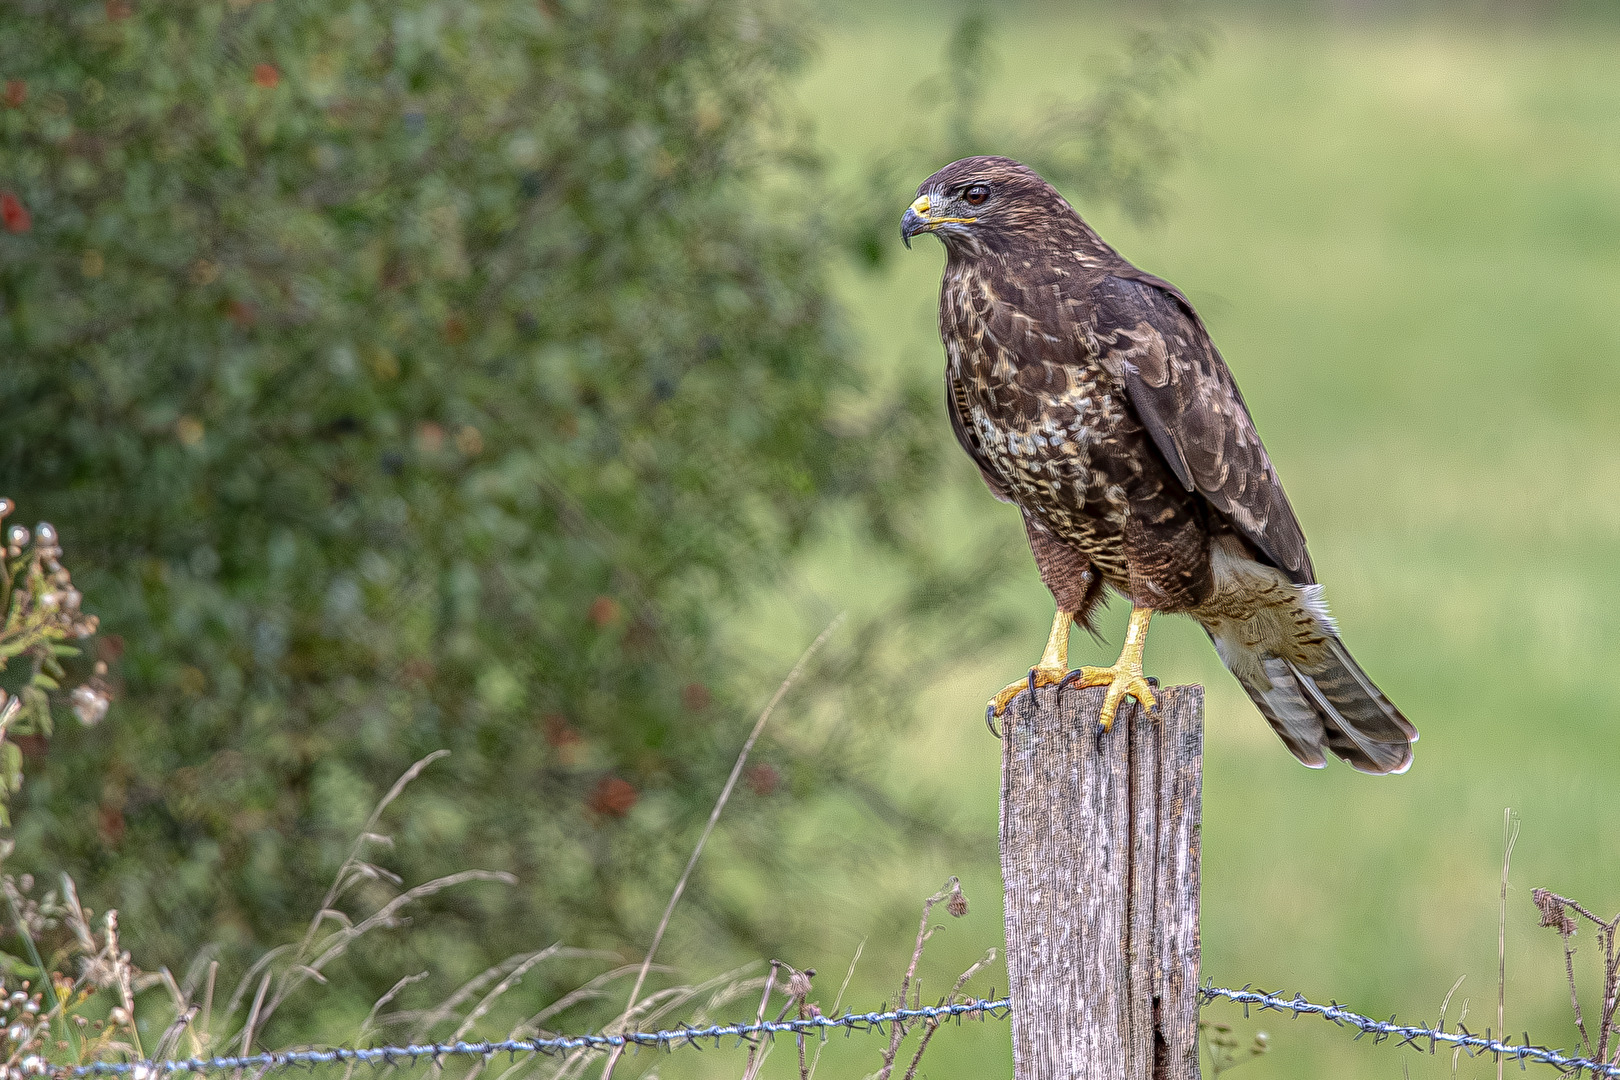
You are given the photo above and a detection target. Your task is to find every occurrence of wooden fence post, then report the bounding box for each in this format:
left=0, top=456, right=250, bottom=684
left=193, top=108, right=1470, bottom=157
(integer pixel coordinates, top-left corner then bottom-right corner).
left=1000, top=682, right=1204, bottom=1080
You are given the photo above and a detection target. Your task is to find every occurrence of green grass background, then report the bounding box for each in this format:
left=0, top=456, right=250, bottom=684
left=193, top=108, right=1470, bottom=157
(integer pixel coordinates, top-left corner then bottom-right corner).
left=678, top=6, right=1620, bottom=1078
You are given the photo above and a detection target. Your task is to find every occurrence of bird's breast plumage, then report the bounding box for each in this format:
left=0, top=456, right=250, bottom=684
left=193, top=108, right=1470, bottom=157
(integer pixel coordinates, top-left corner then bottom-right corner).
left=940, top=258, right=1169, bottom=583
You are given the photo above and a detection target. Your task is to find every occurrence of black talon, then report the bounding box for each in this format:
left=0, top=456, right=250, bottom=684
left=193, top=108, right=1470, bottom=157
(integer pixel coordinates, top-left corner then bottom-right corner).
left=1094, top=720, right=1108, bottom=753
left=1056, top=668, right=1086, bottom=700
left=985, top=703, right=1002, bottom=740
left=1025, top=667, right=1039, bottom=708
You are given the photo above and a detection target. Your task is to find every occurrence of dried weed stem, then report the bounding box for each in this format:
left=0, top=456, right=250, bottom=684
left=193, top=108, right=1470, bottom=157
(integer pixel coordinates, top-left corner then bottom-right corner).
left=1534, top=886, right=1620, bottom=1066
left=600, top=617, right=842, bottom=1080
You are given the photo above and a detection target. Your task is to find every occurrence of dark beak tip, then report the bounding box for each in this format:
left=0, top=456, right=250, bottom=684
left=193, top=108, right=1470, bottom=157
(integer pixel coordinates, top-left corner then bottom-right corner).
left=900, top=207, right=925, bottom=249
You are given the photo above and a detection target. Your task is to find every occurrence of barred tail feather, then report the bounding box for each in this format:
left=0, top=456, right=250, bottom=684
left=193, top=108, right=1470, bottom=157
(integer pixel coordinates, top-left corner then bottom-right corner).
left=1213, top=632, right=1417, bottom=775
left=1236, top=655, right=1329, bottom=768
left=1291, top=637, right=1417, bottom=774
left=1201, top=541, right=1415, bottom=774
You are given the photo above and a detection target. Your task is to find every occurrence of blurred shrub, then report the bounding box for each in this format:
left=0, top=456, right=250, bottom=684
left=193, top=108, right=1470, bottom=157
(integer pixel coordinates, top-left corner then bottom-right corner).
left=0, top=0, right=878, bottom=997
left=0, top=0, right=1203, bottom=1035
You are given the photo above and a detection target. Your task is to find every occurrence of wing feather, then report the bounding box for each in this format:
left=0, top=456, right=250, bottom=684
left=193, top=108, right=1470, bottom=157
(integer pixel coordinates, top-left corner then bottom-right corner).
left=946, top=372, right=1015, bottom=503
left=1095, top=272, right=1314, bottom=584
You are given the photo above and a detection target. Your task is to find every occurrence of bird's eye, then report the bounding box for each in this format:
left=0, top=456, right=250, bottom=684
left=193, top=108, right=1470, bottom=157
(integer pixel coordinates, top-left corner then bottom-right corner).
left=962, top=184, right=990, bottom=206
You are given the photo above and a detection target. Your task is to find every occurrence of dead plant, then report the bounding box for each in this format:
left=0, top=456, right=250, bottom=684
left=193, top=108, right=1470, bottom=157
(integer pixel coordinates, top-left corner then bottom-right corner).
left=1532, top=887, right=1620, bottom=1068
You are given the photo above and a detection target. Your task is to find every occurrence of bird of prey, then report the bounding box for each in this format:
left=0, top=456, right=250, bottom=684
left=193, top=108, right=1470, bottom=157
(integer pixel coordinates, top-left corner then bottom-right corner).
left=901, top=156, right=1415, bottom=774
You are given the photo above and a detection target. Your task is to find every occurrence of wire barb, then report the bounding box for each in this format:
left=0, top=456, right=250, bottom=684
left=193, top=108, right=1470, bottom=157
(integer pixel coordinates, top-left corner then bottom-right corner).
left=1200, top=985, right=1620, bottom=1079
left=62, top=985, right=1620, bottom=1079
left=66, top=999, right=1014, bottom=1077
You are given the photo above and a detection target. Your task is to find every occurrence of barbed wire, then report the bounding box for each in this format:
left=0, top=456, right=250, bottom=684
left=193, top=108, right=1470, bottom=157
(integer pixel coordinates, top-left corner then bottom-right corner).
left=64, top=998, right=1013, bottom=1077
left=1202, top=984, right=1620, bottom=1078
left=59, top=985, right=1620, bottom=1078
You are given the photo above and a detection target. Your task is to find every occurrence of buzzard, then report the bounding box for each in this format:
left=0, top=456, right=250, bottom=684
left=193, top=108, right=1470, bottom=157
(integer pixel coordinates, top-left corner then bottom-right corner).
left=902, top=156, right=1415, bottom=774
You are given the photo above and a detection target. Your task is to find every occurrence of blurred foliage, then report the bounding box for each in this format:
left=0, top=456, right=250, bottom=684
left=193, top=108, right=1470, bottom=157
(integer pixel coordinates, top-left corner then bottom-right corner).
left=0, top=0, right=1201, bottom=1037
left=1200, top=1018, right=1270, bottom=1077
left=838, top=11, right=1211, bottom=268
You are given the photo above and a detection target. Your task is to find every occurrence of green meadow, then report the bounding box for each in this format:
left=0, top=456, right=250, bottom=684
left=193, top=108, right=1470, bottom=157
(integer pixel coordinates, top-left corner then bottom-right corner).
left=696, top=8, right=1620, bottom=1078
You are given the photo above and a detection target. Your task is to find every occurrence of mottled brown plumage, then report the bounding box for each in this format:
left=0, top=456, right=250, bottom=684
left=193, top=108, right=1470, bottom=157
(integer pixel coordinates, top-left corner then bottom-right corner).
left=903, top=156, right=1416, bottom=773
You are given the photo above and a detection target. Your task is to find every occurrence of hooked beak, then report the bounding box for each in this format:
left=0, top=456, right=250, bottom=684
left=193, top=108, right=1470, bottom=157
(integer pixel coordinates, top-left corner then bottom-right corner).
left=901, top=195, right=931, bottom=249
left=900, top=193, right=974, bottom=249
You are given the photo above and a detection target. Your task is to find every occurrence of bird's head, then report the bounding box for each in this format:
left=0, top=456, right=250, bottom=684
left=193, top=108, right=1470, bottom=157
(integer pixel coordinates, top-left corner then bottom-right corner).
left=901, top=156, right=1067, bottom=256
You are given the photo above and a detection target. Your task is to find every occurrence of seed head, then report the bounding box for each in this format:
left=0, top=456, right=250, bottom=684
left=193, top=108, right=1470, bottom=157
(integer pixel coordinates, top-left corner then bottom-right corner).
left=1533, top=888, right=1577, bottom=936
left=787, top=968, right=813, bottom=1000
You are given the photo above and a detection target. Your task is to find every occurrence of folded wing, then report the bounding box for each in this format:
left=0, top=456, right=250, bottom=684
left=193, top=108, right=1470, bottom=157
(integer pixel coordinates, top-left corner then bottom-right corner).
left=1094, top=272, right=1313, bottom=585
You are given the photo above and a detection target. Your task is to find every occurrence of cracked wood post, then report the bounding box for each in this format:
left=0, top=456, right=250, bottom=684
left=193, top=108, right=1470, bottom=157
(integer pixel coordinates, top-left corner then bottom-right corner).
left=1000, top=682, right=1204, bottom=1080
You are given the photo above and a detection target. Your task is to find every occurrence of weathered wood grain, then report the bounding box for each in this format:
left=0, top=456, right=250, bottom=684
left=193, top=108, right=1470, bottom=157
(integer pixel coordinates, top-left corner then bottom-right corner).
left=1000, top=682, right=1204, bottom=1080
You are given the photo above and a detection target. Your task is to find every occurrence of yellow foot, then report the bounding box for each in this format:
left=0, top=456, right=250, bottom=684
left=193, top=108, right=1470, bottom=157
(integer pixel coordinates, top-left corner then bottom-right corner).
left=1058, top=661, right=1157, bottom=733
left=984, top=608, right=1088, bottom=735
left=987, top=665, right=1070, bottom=723
left=985, top=608, right=1082, bottom=737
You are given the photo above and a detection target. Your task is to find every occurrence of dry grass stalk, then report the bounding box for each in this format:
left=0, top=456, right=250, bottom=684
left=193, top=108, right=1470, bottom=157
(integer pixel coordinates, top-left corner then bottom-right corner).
left=449, top=946, right=606, bottom=1046
left=875, top=878, right=956, bottom=1080
left=899, top=948, right=994, bottom=1080
left=535, top=966, right=767, bottom=1080
left=804, top=938, right=863, bottom=1080
left=513, top=964, right=655, bottom=1039
left=13, top=624, right=1015, bottom=1080
left=599, top=617, right=842, bottom=1080
left=385, top=950, right=558, bottom=1041
left=472, top=960, right=655, bottom=1080
left=1497, top=808, right=1519, bottom=1080
left=111, top=751, right=524, bottom=1067
left=868, top=877, right=983, bottom=1080
left=339, top=973, right=428, bottom=1080
left=1436, top=973, right=1470, bottom=1077
left=1198, top=1019, right=1270, bottom=1078
left=739, top=961, right=781, bottom=1080
left=1432, top=971, right=1468, bottom=1076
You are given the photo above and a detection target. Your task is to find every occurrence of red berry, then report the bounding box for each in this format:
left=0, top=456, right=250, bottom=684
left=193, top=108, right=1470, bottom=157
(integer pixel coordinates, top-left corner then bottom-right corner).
left=2, top=80, right=24, bottom=108
left=253, top=63, right=279, bottom=89
left=589, top=596, right=621, bottom=628
left=681, top=682, right=711, bottom=711
left=587, top=776, right=638, bottom=818
left=1, top=192, right=30, bottom=234
left=543, top=714, right=583, bottom=749
left=745, top=763, right=780, bottom=796
left=98, top=804, right=126, bottom=845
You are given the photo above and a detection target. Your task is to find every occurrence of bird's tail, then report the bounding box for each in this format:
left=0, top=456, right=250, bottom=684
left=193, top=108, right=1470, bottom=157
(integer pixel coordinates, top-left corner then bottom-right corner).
left=1218, top=632, right=1416, bottom=775
left=1198, top=542, right=1416, bottom=773
left=1205, top=566, right=1419, bottom=777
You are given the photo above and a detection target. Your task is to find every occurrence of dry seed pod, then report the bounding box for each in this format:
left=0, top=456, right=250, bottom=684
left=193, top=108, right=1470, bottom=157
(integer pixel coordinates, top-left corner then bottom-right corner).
left=788, top=968, right=814, bottom=999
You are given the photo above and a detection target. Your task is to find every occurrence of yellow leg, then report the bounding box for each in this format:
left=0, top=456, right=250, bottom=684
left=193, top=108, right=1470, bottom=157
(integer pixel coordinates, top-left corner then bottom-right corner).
left=987, top=608, right=1075, bottom=722
left=1063, top=605, right=1157, bottom=732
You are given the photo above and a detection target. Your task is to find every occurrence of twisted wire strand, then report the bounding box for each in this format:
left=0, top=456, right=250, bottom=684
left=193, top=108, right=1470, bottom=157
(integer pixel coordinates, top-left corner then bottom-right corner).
left=1202, top=984, right=1620, bottom=1078
left=64, top=998, right=1013, bottom=1077
left=60, top=985, right=1620, bottom=1078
